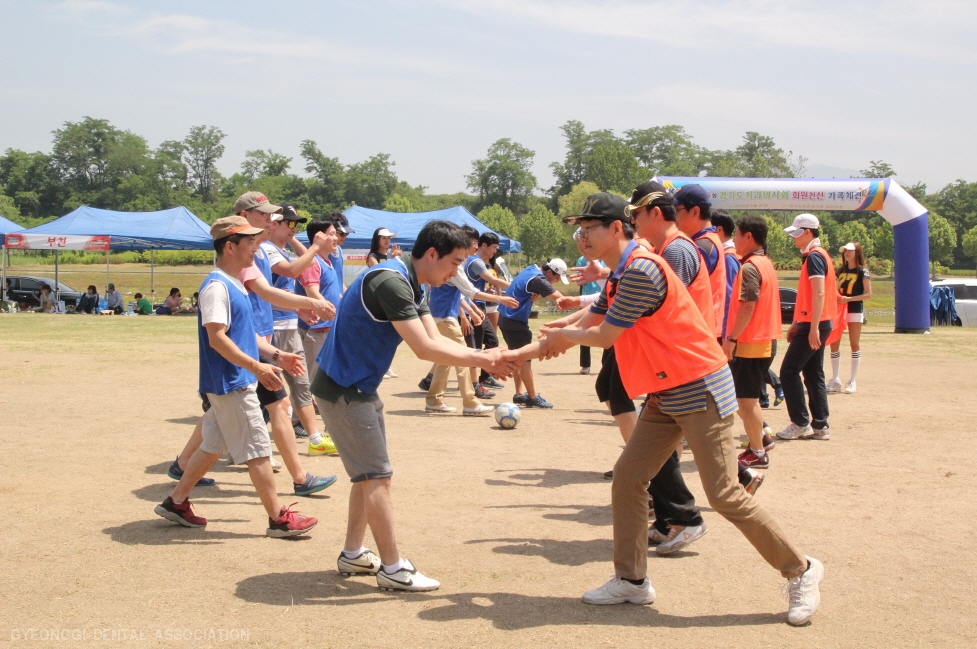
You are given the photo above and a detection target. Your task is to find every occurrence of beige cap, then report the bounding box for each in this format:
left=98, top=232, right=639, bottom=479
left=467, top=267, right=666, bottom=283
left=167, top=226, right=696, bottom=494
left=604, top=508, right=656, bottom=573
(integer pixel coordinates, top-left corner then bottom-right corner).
left=840, top=242, right=857, bottom=252
left=233, top=191, right=283, bottom=214
left=210, top=215, right=264, bottom=240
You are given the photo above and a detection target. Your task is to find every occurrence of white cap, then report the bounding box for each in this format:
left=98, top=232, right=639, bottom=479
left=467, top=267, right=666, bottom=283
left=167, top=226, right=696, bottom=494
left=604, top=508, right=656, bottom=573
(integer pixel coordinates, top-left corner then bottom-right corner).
left=840, top=242, right=856, bottom=252
left=784, top=213, right=819, bottom=238
left=377, top=228, right=396, bottom=237
left=270, top=213, right=284, bottom=222
left=543, top=258, right=570, bottom=284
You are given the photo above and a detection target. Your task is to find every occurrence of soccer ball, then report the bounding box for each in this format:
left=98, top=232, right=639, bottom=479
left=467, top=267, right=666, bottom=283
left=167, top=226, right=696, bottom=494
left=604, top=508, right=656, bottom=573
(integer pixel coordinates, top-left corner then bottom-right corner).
left=495, top=403, right=521, bottom=429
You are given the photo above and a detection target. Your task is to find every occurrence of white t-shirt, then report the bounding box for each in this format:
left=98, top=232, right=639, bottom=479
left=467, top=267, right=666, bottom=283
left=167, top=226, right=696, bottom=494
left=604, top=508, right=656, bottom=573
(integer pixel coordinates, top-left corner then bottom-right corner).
left=200, top=270, right=248, bottom=329
left=261, top=241, right=299, bottom=331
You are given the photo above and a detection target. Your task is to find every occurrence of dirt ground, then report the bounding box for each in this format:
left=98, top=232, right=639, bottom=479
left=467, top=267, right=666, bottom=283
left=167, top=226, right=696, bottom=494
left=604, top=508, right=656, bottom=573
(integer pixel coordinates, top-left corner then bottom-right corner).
left=1, top=314, right=975, bottom=648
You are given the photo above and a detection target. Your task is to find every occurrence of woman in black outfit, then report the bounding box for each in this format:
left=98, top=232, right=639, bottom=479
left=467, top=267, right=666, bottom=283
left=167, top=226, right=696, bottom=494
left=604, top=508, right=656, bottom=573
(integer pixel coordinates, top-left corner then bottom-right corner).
left=76, top=285, right=99, bottom=314
left=827, top=241, right=872, bottom=394
left=366, top=227, right=401, bottom=267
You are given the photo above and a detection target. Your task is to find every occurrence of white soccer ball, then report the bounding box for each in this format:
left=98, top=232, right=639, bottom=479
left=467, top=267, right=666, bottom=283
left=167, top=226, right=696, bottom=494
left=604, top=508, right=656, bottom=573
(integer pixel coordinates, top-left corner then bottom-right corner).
left=495, top=402, right=521, bottom=429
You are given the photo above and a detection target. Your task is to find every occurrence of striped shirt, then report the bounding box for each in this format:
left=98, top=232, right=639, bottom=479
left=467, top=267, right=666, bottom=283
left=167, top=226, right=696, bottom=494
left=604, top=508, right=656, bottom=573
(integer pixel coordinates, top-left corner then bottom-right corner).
left=591, top=242, right=738, bottom=418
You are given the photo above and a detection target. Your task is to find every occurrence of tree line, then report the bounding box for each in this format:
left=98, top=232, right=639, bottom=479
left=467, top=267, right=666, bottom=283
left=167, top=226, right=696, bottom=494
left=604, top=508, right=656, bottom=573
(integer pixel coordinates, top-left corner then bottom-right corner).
left=1, top=117, right=976, bottom=270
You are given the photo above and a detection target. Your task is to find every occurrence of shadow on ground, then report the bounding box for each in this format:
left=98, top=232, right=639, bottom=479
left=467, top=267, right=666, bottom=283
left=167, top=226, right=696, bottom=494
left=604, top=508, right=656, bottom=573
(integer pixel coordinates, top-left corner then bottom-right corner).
left=165, top=416, right=200, bottom=425
left=233, top=571, right=783, bottom=629
left=103, top=520, right=269, bottom=546
left=466, top=537, right=613, bottom=565
left=486, top=468, right=605, bottom=488
left=486, top=503, right=612, bottom=527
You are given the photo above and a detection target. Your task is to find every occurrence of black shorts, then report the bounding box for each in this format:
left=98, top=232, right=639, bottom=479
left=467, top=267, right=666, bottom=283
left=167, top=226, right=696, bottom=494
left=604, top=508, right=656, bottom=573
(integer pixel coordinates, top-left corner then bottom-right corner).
left=498, top=317, right=533, bottom=350
left=595, top=347, right=635, bottom=416
left=730, top=356, right=774, bottom=399
left=473, top=316, right=498, bottom=351
left=255, top=357, right=288, bottom=406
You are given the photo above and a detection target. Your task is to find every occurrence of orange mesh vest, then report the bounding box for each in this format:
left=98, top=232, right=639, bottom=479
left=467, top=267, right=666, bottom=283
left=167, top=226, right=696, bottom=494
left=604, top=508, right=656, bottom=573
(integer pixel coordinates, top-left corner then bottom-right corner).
left=661, top=230, right=715, bottom=326
left=795, top=246, right=837, bottom=323
left=692, top=230, right=726, bottom=337
left=726, top=253, right=782, bottom=342
left=609, top=245, right=728, bottom=397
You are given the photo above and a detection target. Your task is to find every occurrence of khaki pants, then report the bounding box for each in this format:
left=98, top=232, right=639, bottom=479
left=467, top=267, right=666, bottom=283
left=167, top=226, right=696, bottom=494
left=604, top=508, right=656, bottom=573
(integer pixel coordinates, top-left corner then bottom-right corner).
left=427, top=319, right=479, bottom=409
left=612, top=394, right=808, bottom=581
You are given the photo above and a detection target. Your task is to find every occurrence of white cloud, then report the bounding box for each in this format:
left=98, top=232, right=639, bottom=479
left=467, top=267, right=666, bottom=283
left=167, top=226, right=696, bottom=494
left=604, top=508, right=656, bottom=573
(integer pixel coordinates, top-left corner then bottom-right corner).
left=435, top=0, right=977, bottom=63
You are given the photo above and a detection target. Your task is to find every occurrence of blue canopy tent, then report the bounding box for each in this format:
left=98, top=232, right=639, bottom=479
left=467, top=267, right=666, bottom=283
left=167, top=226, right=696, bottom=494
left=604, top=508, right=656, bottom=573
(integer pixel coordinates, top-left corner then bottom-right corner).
left=297, top=205, right=522, bottom=253
left=1, top=215, right=25, bottom=300
left=9, top=206, right=212, bottom=302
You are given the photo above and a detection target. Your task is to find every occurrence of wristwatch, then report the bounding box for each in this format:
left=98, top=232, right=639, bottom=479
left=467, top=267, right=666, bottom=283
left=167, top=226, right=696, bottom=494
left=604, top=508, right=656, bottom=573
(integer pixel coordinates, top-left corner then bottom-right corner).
left=727, top=336, right=738, bottom=344
left=273, top=349, right=281, bottom=361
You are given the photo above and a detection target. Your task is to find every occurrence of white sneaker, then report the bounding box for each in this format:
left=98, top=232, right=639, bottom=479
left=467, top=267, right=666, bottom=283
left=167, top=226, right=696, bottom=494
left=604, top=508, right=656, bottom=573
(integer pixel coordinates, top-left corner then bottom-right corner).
left=425, top=403, right=457, bottom=414
left=582, top=576, right=656, bottom=605
left=463, top=404, right=494, bottom=417
left=844, top=381, right=856, bottom=394
left=648, top=527, right=667, bottom=545
left=825, top=379, right=843, bottom=393
left=270, top=457, right=281, bottom=473
left=786, top=556, right=824, bottom=626
left=337, top=549, right=381, bottom=576
left=656, top=523, right=708, bottom=555
left=804, top=426, right=830, bottom=441
left=383, top=369, right=398, bottom=379
left=376, top=559, right=440, bottom=592
left=776, top=422, right=812, bottom=440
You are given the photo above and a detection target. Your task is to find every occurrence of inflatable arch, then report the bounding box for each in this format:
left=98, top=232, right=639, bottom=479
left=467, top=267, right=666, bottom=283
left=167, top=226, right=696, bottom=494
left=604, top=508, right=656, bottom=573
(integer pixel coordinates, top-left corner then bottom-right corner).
left=657, top=177, right=930, bottom=333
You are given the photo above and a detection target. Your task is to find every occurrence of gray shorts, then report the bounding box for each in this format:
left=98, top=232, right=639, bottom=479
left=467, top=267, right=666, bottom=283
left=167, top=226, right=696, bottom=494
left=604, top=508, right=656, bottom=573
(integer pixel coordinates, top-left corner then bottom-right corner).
left=314, top=395, right=391, bottom=483
left=200, top=384, right=272, bottom=464
left=272, top=328, right=313, bottom=410
left=300, top=327, right=329, bottom=380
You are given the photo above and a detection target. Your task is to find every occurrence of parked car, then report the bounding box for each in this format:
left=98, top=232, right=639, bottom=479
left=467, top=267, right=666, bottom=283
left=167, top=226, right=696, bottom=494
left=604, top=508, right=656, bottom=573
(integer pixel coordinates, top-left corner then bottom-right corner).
left=930, top=278, right=977, bottom=327
left=4, top=275, right=83, bottom=310
left=779, top=287, right=797, bottom=325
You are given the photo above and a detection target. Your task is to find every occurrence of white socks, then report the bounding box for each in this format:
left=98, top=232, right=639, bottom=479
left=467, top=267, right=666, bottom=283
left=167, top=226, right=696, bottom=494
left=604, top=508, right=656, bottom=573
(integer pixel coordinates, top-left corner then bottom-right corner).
left=850, top=351, right=861, bottom=383
left=341, top=547, right=368, bottom=559
left=309, top=433, right=323, bottom=446
left=381, top=559, right=405, bottom=574
left=830, top=351, right=841, bottom=382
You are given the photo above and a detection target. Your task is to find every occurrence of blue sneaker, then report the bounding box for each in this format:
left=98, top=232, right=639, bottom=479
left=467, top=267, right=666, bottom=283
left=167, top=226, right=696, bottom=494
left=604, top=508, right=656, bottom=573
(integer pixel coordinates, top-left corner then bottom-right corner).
left=167, top=457, right=216, bottom=486
left=294, top=473, right=338, bottom=497
left=293, top=421, right=309, bottom=438
left=774, top=387, right=785, bottom=407
left=513, top=392, right=529, bottom=405
left=526, top=394, right=554, bottom=409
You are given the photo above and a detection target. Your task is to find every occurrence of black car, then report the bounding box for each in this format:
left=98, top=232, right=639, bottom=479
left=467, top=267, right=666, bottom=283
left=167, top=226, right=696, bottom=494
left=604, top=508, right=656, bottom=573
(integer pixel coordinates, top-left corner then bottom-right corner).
left=4, top=275, right=83, bottom=309
left=779, top=287, right=797, bottom=324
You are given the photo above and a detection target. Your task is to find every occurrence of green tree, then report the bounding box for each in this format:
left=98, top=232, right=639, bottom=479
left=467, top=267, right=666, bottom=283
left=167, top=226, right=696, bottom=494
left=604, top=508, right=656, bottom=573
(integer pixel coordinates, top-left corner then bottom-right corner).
left=0, top=149, right=62, bottom=217
left=928, top=210, right=957, bottom=266
left=625, top=125, right=703, bottom=176
left=860, top=160, right=897, bottom=178
left=556, top=181, right=602, bottom=219
left=518, top=204, right=563, bottom=261
left=872, top=221, right=894, bottom=260
left=549, top=120, right=591, bottom=196
left=182, top=125, right=226, bottom=201
left=0, top=193, right=20, bottom=220
left=835, top=221, right=874, bottom=258
left=736, top=132, right=793, bottom=178
left=50, top=117, right=121, bottom=193
left=476, top=204, right=519, bottom=239
left=962, top=225, right=977, bottom=272
left=765, top=215, right=799, bottom=268
left=345, top=153, right=398, bottom=208
left=586, top=140, right=649, bottom=195
left=467, top=139, right=537, bottom=213
left=383, top=192, right=417, bottom=213
left=299, top=139, right=346, bottom=209
left=242, top=149, right=291, bottom=180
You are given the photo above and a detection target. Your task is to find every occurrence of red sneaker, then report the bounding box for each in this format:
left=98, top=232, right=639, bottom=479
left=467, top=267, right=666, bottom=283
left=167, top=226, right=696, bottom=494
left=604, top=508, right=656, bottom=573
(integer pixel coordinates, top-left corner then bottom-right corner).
left=155, top=496, right=207, bottom=528
left=267, top=503, right=318, bottom=538
left=738, top=448, right=770, bottom=469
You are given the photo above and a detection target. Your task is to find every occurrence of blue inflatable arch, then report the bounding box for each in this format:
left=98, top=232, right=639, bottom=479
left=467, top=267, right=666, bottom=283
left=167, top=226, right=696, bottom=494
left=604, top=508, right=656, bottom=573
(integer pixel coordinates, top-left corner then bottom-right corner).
left=657, top=177, right=930, bottom=333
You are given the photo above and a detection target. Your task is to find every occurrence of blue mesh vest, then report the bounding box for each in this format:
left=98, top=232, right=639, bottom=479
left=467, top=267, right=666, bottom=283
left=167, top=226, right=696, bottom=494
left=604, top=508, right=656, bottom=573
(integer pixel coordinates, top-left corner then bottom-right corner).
left=317, top=259, right=421, bottom=394
left=296, top=255, right=342, bottom=331
left=499, top=265, right=542, bottom=323
left=198, top=271, right=258, bottom=395
left=427, top=282, right=461, bottom=319
left=331, top=246, right=345, bottom=288
left=247, top=246, right=275, bottom=337
left=465, top=254, right=487, bottom=307
left=265, top=242, right=298, bottom=324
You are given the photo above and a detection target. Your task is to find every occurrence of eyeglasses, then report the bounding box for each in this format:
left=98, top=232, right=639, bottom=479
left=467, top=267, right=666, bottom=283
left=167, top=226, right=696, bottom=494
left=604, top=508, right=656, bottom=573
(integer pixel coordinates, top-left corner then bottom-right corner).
left=577, top=222, right=609, bottom=239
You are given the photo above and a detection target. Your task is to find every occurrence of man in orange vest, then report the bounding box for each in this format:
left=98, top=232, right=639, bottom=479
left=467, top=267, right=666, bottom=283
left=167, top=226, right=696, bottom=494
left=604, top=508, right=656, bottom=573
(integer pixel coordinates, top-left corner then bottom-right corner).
left=522, top=194, right=824, bottom=626
left=674, top=184, right=725, bottom=340
left=722, top=216, right=782, bottom=468
left=777, top=214, right=835, bottom=441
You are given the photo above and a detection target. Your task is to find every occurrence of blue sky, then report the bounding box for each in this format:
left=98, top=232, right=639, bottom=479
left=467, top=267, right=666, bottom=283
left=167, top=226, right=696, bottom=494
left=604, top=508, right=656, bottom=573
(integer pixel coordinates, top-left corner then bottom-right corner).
left=1, top=0, right=974, bottom=194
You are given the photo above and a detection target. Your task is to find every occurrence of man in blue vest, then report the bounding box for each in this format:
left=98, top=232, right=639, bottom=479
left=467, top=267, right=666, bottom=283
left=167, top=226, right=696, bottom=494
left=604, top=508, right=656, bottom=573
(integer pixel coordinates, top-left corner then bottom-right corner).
left=310, top=220, right=519, bottom=592
left=156, top=216, right=320, bottom=538
left=264, top=204, right=336, bottom=455
left=498, top=259, right=568, bottom=408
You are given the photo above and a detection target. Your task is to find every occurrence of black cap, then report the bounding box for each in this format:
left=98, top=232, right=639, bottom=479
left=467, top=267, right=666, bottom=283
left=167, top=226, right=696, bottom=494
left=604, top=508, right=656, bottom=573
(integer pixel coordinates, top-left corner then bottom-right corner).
left=562, top=192, right=629, bottom=225
left=628, top=181, right=674, bottom=210
left=279, top=204, right=308, bottom=223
